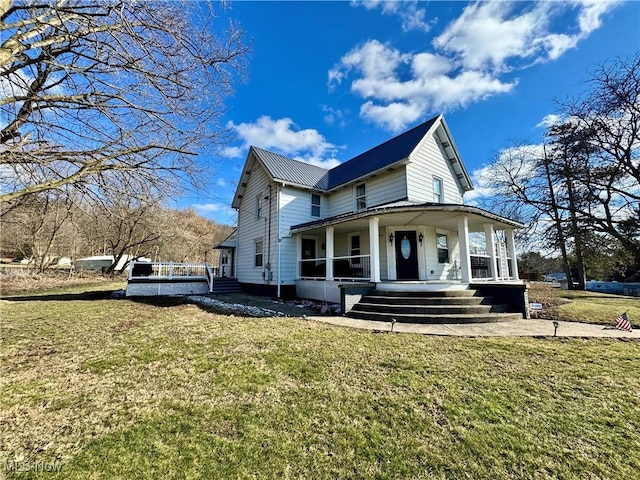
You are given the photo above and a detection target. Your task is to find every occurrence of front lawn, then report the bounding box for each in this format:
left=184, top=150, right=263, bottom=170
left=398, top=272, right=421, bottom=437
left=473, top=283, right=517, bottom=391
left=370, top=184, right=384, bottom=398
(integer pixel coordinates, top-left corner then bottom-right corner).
left=527, top=281, right=640, bottom=327
left=1, top=285, right=639, bottom=479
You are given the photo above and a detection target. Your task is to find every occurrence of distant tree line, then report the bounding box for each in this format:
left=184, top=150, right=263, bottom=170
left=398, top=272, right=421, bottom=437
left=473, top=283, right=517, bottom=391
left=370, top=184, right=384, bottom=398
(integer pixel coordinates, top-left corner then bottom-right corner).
left=0, top=1, right=247, bottom=273
left=482, top=54, right=640, bottom=287
left=1, top=193, right=233, bottom=273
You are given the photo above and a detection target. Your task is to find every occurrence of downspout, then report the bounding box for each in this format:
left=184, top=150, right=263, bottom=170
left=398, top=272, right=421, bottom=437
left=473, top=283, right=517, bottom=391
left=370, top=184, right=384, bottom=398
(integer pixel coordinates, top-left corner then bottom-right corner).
left=267, top=184, right=272, bottom=280
left=277, top=184, right=282, bottom=298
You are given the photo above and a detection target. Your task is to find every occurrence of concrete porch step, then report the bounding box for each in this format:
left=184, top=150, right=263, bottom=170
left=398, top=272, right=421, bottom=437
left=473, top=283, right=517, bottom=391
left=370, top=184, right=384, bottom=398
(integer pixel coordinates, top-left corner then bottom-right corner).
left=362, top=295, right=493, bottom=306
left=212, top=278, right=243, bottom=294
left=378, top=289, right=478, bottom=297
left=351, top=302, right=495, bottom=315
left=347, top=310, right=523, bottom=324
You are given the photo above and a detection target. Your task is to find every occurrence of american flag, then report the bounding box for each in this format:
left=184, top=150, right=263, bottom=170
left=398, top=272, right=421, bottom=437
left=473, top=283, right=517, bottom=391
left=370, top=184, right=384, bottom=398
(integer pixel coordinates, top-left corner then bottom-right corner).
left=615, top=312, right=633, bottom=332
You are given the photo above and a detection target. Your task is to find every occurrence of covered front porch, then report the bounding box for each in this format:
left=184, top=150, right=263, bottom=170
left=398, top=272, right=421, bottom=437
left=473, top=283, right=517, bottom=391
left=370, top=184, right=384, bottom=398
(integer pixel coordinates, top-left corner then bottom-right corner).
left=290, top=203, right=524, bottom=304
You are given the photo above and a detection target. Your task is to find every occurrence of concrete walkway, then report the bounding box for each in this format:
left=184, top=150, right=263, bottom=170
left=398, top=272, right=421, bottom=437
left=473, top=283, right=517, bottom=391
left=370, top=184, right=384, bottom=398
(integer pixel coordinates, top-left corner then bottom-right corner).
left=307, top=316, right=638, bottom=338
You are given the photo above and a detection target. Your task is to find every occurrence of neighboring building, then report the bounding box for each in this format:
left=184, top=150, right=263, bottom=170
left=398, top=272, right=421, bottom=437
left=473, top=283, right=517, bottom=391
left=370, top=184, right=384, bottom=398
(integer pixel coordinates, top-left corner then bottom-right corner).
left=229, top=114, right=524, bottom=303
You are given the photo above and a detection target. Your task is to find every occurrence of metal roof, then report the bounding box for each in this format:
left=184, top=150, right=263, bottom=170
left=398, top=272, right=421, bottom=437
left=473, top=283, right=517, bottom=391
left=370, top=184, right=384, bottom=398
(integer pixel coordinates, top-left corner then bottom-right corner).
left=251, top=147, right=329, bottom=189
left=326, top=116, right=439, bottom=189
left=232, top=114, right=469, bottom=207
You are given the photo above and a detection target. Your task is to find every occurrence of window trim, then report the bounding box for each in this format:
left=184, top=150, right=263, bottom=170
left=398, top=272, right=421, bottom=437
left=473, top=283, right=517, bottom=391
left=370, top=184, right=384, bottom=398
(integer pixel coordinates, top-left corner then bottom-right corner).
left=355, top=182, right=366, bottom=210
left=436, top=232, right=449, bottom=264
left=254, top=238, right=264, bottom=267
left=311, top=193, right=321, bottom=217
left=255, top=195, right=262, bottom=220
left=433, top=176, right=443, bottom=204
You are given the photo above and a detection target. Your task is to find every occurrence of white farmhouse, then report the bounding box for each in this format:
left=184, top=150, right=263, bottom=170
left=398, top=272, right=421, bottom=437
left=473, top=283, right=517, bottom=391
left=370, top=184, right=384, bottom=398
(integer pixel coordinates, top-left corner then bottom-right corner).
left=228, top=114, right=525, bottom=313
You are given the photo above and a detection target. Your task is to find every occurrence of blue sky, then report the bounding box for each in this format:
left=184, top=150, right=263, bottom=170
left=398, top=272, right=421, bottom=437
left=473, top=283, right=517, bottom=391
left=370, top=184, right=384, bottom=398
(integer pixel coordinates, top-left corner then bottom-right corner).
left=181, top=0, right=640, bottom=225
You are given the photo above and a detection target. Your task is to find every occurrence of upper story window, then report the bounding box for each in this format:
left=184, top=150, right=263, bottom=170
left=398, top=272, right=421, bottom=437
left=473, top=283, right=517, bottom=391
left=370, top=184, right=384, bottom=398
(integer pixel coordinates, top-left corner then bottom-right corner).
left=255, top=238, right=264, bottom=267
left=255, top=195, right=262, bottom=219
left=355, top=182, right=366, bottom=210
left=433, top=177, right=443, bottom=204
left=311, top=193, right=321, bottom=217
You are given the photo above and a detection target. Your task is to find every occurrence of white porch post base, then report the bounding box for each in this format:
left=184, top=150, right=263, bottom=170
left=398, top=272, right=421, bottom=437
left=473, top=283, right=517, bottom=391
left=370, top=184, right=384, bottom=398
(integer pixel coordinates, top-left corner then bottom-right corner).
left=458, top=216, right=472, bottom=283
left=369, top=216, right=381, bottom=283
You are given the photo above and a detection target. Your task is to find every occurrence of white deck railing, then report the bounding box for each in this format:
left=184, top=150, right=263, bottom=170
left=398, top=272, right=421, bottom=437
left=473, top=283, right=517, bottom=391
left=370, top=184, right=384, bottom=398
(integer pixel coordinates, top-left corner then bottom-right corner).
left=299, top=254, right=371, bottom=280
left=128, top=261, right=210, bottom=281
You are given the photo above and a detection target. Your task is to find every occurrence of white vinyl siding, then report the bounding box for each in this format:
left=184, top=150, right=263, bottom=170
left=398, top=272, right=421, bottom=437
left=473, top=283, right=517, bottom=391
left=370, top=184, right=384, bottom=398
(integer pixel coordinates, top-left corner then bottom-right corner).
left=406, top=131, right=464, bottom=204
left=276, top=186, right=322, bottom=284
left=236, top=164, right=272, bottom=285
left=327, top=168, right=407, bottom=217
left=418, top=228, right=460, bottom=281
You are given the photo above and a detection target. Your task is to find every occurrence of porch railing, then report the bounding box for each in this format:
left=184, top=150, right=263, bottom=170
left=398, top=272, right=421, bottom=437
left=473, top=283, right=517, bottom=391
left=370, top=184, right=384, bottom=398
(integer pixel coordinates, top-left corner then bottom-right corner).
left=470, top=255, right=513, bottom=280
left=129, top=261, right=209, bottom=280
left=299, top=254, right=371, bottom=280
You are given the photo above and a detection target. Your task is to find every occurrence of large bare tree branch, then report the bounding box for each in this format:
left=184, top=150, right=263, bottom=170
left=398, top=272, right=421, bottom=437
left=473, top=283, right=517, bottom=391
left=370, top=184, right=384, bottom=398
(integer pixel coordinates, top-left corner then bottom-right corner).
left=1, top=0, right=249, bottom=205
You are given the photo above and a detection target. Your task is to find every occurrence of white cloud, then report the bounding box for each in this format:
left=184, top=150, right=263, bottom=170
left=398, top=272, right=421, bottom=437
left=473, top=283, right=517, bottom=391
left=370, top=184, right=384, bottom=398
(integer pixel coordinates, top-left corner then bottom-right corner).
left=465, top=144, right=544, bottom=205
left=351, top=0, right=432, bottom=32
left=220, top=146, right=243, bottom=158
left=321, top=105, right=347, bottom=127
left=536, top=114, right=563, bottom=128
left=215, top=178, right=227, bottom=187
left=330, top=0, right=620, bottom=131
left=227, top=116, right=342, bottom=169
left=330, top=41, right=515, bottom=131
left=434, top=1, right=619, bottom=70
left=192, top=202, right=225, bottom=212
left=192, top=203, right=237, bottom=224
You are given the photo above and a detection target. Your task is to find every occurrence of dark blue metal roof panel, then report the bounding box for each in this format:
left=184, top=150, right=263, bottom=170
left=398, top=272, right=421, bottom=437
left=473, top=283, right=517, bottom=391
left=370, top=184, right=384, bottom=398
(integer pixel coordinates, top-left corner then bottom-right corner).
left=326, top=116, right=439, bottom=189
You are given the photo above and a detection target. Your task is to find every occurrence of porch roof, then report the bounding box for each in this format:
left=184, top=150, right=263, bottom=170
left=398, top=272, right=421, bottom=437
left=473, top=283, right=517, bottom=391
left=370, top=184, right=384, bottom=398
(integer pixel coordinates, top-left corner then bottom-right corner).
left=289, top=201, right=525, bottom=235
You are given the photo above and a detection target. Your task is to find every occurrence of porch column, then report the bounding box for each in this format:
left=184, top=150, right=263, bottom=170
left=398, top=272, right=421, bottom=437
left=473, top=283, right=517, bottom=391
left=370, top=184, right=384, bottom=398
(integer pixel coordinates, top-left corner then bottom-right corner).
left=506, top=228, right=519, bottom=280
left=325, top=226, right=334, bottom=281
left=296, top=233, right=302, bottom=278
left=484, top=223, right=499, bottom=281
left=369, top=216, right=381, bottom=283
left=457, top=216, right=472, bottom=283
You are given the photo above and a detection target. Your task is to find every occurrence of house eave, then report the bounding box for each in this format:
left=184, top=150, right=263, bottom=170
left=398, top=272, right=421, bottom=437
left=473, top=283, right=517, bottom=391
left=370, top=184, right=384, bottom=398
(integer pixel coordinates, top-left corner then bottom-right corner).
left=290, top=203, right=525, bottom=234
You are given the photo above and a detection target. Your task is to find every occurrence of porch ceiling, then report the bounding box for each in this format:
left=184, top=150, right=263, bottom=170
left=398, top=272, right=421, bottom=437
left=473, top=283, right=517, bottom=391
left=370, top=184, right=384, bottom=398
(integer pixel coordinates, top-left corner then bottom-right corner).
left=290, top=203, right=524, bottom=236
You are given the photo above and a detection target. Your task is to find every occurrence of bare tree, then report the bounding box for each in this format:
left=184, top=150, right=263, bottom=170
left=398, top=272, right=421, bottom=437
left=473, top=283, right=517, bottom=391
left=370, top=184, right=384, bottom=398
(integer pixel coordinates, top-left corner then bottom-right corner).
left=479, top=55, right=640, bottom=283
left=1, top=189, right=75, bottom=271
left=1, top=0, right=248, bottom=205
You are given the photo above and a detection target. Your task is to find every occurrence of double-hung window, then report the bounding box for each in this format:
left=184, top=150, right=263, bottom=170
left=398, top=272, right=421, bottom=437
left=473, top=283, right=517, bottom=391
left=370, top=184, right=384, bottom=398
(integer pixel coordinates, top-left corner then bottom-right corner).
left=256, top=195, right=262, bottom=219
left=311, top=193, right=321, bottom=217
left=436, top=233, right=449, bottom=263
left=255, top=239, right=264, bottom=267
left=433, top=177, right=443, bottom=204
left=355, top=182, right=366, bottom=210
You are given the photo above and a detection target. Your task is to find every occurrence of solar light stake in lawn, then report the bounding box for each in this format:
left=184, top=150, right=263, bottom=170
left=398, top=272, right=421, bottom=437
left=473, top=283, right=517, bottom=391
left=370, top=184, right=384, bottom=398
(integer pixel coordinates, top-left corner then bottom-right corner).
left=553, top=321, right=559, bottom=337
left=391, top=318, right=396, bottom=333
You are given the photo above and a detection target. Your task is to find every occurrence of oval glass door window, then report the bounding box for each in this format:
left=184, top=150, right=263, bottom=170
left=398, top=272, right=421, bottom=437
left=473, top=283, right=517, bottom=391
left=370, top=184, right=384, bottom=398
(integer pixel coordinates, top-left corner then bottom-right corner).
left=401, top=237, right=411, bottom=259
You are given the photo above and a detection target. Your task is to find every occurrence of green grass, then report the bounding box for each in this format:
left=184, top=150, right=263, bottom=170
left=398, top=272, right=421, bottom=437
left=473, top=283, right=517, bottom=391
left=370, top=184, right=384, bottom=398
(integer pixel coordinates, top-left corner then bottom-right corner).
left=1, top=285, right=639, bottom=479
left=528, top=282, right=640, bottom=326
